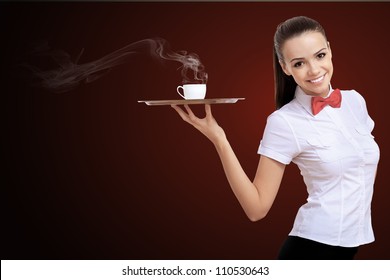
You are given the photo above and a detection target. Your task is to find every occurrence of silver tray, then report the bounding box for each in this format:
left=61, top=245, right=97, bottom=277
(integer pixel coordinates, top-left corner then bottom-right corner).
left=138, top=98, right=245, bottom=106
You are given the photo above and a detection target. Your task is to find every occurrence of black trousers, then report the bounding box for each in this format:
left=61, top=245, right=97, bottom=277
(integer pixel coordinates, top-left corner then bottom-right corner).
left=278, top=236, right=359, bottom=260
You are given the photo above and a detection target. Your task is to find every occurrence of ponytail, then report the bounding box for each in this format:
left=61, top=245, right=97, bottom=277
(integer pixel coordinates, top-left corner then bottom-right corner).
left=273, top=47, right=297, bottom=109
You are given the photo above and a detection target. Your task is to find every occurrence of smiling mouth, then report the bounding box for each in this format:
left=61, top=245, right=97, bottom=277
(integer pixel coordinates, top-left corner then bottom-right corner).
left=308, top=74, right=325, bottom=83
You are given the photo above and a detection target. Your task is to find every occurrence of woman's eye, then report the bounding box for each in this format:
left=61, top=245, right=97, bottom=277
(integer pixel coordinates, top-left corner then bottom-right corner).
left=317, top=52, right=326, bottom=59
left=294, top=61, right=303, bottom=68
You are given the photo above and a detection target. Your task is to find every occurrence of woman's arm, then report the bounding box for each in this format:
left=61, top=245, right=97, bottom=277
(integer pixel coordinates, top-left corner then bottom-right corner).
left=172, top=104, right=285, bottom=221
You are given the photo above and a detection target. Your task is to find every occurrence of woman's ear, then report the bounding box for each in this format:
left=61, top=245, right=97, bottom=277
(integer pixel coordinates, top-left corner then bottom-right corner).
left=279, top=60, right=291, bottom=76
left=327, top=41, right=332, bottom=58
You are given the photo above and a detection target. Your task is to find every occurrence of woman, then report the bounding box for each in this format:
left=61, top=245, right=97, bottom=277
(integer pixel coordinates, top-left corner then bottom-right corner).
left=171, top=16, right=380, bottom=259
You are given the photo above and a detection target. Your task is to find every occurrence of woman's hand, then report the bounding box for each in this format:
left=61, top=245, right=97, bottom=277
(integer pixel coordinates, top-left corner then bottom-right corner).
left=172, top=103, right=285, bottom=221
left=171, top=104, right=226, bottom=145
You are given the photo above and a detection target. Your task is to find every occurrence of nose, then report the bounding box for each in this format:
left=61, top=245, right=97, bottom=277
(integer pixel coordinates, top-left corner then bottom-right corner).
left=307, top=60, right=320, bottom=76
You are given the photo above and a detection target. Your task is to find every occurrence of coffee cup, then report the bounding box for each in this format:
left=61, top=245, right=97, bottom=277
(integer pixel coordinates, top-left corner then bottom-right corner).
left=176, top=84, right=206, bottom=100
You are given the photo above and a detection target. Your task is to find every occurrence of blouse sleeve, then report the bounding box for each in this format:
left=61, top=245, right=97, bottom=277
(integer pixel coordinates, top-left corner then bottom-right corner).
left=257, top=111, right=300, bottom=165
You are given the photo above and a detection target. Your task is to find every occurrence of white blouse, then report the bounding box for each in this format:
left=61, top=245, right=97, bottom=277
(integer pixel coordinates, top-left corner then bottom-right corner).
left=258, top=86, right=380, bottom=247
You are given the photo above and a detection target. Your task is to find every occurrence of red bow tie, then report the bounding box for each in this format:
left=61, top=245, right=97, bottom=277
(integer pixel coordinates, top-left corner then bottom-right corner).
left=311, top=89, right=342, bottom=115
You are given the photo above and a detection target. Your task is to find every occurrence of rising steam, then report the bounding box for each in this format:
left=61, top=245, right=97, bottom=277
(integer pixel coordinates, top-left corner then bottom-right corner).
left=22, top=38, right=208, bottom=93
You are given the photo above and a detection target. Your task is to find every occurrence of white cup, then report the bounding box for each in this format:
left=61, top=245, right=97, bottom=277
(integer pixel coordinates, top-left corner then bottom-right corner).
left=176, top=84, right=206, bottom=100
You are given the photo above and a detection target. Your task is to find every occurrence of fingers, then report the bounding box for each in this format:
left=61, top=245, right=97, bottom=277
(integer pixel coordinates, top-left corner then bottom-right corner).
left=171, top=105, right=191, bottom=123
left=205, top=104, right=213, bottom=119
left=184, top=104, right=197, bottom=121
left=172, top=104, right=212, bottom=127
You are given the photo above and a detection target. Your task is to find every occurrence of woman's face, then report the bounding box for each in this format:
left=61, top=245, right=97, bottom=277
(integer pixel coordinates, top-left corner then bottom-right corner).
left=280, top=31, right=333, bottom=97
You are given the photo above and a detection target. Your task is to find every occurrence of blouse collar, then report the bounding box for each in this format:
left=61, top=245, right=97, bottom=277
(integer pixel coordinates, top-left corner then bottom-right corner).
left=295, top=85, right=333, bottom=116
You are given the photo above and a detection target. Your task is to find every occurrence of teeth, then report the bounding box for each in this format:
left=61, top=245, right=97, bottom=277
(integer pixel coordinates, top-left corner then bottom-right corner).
left=310, top=75, right=324, bottom=83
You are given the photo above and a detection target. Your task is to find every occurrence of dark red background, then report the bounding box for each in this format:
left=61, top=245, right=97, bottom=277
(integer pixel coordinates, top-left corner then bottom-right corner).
left=2, top=2, right=389, bottom=259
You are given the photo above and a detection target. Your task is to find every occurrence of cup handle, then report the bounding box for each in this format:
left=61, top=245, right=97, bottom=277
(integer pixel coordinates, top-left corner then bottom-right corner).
left=176, top=86, right=185, bottom=99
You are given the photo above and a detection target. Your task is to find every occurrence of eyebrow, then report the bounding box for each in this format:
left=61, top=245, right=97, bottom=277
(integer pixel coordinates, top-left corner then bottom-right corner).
left=290, top=48, right=327, bottom=63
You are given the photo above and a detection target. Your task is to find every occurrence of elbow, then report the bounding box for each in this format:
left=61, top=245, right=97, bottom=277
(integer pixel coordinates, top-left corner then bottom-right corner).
left=247, top=210, right=268, bottom=222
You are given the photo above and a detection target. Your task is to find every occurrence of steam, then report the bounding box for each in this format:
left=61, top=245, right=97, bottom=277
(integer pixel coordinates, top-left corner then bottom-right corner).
left=22, top=38, right=208, bottom=93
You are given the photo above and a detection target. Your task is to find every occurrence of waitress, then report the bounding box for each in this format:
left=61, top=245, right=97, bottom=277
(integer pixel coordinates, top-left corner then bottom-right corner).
left=171, top=16, right=380, bottom=259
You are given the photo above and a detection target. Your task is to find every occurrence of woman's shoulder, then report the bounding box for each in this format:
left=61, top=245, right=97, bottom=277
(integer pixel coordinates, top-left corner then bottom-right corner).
left=340, top=88, right=367, bottom=108
left=265, top=108, right=290, bottom=126
left=265, top=105, right=297, bottom=129
left=341, top=89, right=365, bottom=101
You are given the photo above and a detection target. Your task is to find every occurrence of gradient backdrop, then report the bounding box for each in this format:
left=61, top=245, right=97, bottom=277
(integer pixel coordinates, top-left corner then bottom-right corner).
left=2, top=1, right=389, bottom=260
